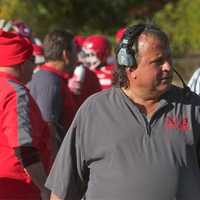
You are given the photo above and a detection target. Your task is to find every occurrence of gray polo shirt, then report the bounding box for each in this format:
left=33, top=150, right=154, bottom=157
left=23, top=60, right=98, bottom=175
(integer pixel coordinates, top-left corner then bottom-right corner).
left=45, top=85, right=200, bottom=200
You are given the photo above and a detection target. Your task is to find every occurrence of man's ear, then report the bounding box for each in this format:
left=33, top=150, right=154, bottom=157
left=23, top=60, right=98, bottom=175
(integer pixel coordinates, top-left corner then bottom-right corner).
left=126, top=67, right=137, bottom=79
left=62, top=49, right=69, bottom=63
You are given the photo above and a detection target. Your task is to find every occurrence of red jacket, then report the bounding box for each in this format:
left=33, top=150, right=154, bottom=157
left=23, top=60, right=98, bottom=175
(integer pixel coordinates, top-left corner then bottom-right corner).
left=0, top=72, right=52, bottom=199
left=73, top=66, right=101, bottom=108
left=93, top=64, right=114, bottom=90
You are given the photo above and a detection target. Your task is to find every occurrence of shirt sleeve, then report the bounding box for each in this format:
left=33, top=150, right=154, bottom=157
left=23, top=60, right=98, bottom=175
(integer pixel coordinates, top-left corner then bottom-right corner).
left=176, top=96, right=200, bottom=199
left=3, top=87, right=33, bottom=148
left=45, top=116, right=88, bottom=200
left=176, top=153, right=200, bottom=200
left=188, top=68, right=200, bottom=95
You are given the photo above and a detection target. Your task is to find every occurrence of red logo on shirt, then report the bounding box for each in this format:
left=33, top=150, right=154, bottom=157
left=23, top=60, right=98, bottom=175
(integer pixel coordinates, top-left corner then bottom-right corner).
left=164, top=116, right=190, bottom=132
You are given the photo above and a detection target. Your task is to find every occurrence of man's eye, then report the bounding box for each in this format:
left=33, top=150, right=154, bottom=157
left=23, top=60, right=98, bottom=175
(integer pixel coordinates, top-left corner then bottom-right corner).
left=154, top=59, right=163, bottom=65
left=85, top=53, right=95, bottom=57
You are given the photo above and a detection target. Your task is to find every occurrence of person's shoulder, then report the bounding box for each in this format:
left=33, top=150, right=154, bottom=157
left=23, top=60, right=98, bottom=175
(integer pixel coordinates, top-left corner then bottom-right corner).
left=192, top=67, right=200, bottom=75
left=101, top=64, right=114, bottom=74
left=6, top=79, right=29, bottom=97
left=32, top=69, right=58, bottom=79
left=73, top=88, right=115, bottom=123
left=79, top=87, right=115, bottom=109
left=188, top=67, right=200, bottom=80
left=86, top=87, right=112, bottom=102
left=30, top=69, right=61, bottom=87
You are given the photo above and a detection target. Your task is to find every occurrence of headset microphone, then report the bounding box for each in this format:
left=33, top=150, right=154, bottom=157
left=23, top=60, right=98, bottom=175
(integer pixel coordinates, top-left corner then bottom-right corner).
left=172, top=67, right=191, bottom=99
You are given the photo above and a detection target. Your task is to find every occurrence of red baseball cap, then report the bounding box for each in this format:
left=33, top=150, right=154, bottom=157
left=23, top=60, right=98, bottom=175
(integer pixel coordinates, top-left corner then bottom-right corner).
left=74, top=35, right=86, bottom=51
left=115, top=27, right=126, bottom=44
left=0, top=30, right=33, bottom=66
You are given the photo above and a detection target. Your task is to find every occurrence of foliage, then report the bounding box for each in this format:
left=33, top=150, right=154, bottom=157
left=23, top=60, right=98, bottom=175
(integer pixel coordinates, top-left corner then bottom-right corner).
left=3, top=0, right=199, bottom=57
left=154, top=0, right=200, bottom=56
left=0, top=0, right=145, bottom=38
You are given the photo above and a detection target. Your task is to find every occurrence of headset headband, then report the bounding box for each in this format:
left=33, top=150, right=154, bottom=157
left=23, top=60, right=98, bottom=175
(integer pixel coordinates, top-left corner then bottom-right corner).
left=117, top=24, right=146, bottom=67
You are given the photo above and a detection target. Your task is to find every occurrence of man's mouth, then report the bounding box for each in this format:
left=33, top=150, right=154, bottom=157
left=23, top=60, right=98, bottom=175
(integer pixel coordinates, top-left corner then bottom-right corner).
left=160, top=76, right=172, bottom=82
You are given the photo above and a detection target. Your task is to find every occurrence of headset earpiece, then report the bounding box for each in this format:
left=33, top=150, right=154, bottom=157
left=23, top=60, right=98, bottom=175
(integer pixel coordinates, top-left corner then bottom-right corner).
left=117, top=38, right=136, bottom=67
left=116, top=24, right=146, bottom=68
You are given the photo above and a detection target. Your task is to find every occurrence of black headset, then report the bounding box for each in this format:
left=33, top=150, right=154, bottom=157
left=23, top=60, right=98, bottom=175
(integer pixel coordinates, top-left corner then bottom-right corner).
left=116, top=23, right=146, bottom=68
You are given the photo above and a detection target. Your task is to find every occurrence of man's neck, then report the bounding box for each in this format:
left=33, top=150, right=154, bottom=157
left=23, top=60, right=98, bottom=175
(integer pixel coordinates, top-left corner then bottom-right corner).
left=45, top=61, right=66, bottom=72
left=122, top=87, right=160, bottom=117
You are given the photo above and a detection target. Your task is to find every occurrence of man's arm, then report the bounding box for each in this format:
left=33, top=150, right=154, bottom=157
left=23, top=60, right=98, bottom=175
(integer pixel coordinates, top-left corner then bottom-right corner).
left=47, top=122, right=59, bottom=158
left=25, top=161, right=50, bottom=200
left=14, top=146, right=50, bottom=200
left=45, top=119, right=88, bottom=200
left=3, top=85, right=52, bottom=199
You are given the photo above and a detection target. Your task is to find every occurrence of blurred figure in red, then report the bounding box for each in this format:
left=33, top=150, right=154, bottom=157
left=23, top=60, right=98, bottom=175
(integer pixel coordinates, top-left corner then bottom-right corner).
left=68, top=35, right=101, bottom=108
left=0, top=19, right=32, bottom=37
left=74, top=35, right=86, bottom=64
left=82, top=34, right=114, bottom=90
left=32, top=38, right=45, bottom=73
left=0, top=24, right=52, bottom=200
left=12, top=19, right=32, bottom=38
left=0, top=19, right=45, bottom=71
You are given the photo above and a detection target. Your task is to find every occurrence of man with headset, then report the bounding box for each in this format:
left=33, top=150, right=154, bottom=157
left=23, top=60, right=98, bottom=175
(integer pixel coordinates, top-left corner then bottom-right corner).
left=45, top=23, right=200, bottom=200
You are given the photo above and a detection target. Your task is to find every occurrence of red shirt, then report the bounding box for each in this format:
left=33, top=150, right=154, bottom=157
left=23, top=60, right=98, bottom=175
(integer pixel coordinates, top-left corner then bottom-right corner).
left=0, top=72, right=52, bottom=199
left=94, top=65, right=114, bottom=90
left=73, top=66, right=101, bottom=108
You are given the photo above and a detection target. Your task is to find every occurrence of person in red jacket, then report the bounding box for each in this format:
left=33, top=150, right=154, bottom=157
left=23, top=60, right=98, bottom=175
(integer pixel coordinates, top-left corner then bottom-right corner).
left=74, top=35, right=86, bottom=64
left=82, top=34, right=114, bottom=90
left=0, top=29, right=52, bottom=199
left=68, top=35, right=101, bottom=108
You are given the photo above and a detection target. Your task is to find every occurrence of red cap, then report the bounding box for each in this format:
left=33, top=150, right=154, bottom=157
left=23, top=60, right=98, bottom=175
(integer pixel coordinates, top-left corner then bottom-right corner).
left=115, top=27, right=126, bottom=44
left=74, top=35, right=86, bottom=51
left=82, top=34, right=111, bottom=62
left=0, top=30, right=33, bottom=66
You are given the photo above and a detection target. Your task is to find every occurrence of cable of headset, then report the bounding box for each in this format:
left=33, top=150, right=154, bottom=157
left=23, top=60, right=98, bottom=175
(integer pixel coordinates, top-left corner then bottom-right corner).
left=172, top=67, right=192, bottom=99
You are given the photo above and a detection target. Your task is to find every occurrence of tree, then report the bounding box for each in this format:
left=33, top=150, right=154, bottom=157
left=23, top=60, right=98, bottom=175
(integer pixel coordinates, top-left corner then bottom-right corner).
left=0, top=0, right=171, bottom=39
left=0, top=0, right=164, bottom=37
left=154, top=0, right=200, bottom=55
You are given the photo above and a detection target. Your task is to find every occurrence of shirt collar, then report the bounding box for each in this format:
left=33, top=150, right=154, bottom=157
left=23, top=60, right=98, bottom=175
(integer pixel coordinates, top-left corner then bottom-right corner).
left=40, top=64, right=70, bottom=81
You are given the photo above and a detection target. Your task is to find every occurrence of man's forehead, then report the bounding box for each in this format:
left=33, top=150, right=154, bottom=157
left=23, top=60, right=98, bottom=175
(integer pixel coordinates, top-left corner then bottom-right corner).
left=137, top=33, right=169, bottom=52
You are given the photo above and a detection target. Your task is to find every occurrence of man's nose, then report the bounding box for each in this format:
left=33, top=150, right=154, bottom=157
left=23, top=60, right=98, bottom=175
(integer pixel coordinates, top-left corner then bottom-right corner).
left=162, top=60, right=172, bottom=71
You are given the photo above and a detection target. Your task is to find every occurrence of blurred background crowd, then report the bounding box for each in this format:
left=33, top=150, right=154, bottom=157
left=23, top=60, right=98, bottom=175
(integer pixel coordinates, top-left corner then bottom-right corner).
left=1, top=1, right=200, bottom=199
left=1, top=0, right=200, bottom=85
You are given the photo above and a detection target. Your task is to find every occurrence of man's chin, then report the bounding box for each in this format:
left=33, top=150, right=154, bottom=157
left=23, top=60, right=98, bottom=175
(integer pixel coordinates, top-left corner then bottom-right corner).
left=157, top=83, right=171, bottom=94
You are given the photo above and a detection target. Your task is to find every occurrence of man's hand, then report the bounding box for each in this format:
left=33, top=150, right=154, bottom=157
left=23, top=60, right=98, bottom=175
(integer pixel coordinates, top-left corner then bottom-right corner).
left=68, top=76, right=83, bottom=95
left=50, top=192, right=63, bottom=200
left=40, top=188, right=51, bottom=200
